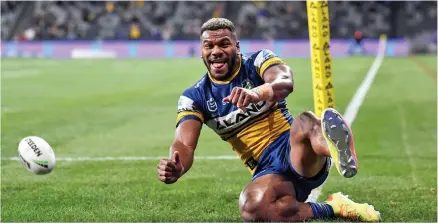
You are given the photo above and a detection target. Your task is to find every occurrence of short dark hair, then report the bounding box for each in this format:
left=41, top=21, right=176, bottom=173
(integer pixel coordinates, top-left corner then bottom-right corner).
left=200, top=18, right=236, bottom=35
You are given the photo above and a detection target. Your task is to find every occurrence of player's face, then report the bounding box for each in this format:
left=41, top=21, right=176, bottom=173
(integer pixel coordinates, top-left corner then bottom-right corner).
left=201, top=29, right=240, bottom=81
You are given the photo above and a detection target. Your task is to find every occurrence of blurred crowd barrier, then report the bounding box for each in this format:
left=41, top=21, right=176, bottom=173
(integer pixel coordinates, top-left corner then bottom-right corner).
left=1, top=1, right=435, bottom=56
left=0, top=39, right=408, bottom=59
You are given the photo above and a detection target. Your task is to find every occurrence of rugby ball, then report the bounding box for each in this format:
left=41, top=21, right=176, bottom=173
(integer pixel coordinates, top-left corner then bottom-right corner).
left=18, top=136, right=55, bottom=175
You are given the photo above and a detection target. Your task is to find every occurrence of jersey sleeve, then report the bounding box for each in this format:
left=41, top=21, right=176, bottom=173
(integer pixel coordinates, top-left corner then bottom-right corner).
left=176, top=90, right=204, bottom=127
left=253, top=49, right=285, bottom=78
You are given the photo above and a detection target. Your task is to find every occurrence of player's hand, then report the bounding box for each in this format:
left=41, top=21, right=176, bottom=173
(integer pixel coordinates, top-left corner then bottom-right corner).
left=223, top=87, right=260, bottom=112
left=157, top=151, right=184, bottom=184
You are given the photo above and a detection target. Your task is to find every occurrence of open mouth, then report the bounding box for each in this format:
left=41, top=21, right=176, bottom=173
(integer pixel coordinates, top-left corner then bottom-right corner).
left=210, top=59, right=228, bottom=70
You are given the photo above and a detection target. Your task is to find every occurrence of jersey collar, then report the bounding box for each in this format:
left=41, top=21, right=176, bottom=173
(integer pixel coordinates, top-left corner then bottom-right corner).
left=207, top=54, right=242, bottom=84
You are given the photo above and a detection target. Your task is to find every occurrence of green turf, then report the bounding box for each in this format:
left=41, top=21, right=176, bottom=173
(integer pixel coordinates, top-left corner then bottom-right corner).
left=1, top=56, right=436, bottom=222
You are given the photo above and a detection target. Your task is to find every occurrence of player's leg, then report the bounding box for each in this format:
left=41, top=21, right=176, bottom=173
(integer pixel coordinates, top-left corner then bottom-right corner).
left=288, top=110, right=331, bottom=179
left=289, top=108, right=358, bottom=179
left=239, top=173, right=381, bottom=222
left=239, top=174, right=316, bottom=222
left=287, top=108, right=380, bottom=221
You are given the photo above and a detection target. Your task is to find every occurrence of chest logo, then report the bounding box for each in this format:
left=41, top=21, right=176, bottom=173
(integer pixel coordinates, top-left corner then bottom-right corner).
left=207, top=98, right=218, bottom=112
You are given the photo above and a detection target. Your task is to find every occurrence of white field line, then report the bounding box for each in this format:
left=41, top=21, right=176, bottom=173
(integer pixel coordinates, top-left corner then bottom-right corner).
left=343, top=37, right=387, bottom=126
left=306, top=36, right=388, bottom=203
left=398, top=105, right=419, bottom=185
left=2, top=155, right=239, bottom=161
left=1, top=69, right=40, bottom=79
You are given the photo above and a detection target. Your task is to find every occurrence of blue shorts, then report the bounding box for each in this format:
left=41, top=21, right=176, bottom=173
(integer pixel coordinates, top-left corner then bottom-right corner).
left=251, top=130, right=331, bottom=202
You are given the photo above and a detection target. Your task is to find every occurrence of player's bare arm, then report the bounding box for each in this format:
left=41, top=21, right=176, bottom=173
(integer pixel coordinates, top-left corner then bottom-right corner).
left=223, top=63, right=294, bottom=110
left=157, top=119, right=202, bottom=184
left=262, top=63, right=294, bottom=102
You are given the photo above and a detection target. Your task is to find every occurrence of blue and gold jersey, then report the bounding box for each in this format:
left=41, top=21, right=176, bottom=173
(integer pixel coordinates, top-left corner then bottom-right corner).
left=176, top=49, right=294, bottom=174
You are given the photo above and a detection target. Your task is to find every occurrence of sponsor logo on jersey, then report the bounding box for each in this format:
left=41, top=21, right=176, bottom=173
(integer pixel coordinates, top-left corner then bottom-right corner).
left=208, top=101, right=270, bottom=133
left=245, top=157, right=258, bottom=170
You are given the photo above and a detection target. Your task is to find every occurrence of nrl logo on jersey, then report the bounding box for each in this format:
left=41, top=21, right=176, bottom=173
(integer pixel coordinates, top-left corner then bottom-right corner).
left=207, top=98, right=218, bottom=112
left=242, top=79, right=254, bottom=89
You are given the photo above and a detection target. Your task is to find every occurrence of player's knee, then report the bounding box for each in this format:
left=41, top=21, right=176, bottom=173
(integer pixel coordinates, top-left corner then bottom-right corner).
left=297, top=111, right=320, bottom=125
left=239, top=190, right=302, bottom=222
left=238, top=188, right=265, bottom=221
left=240, top=209, right=257, bottom=222
left=292, top=111, right=321, bottom=137
left=275, top=195, right=301, bottom=220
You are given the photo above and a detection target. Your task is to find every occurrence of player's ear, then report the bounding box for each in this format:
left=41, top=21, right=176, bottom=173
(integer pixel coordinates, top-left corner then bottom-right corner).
left=236, top=41, right=240, bottom=53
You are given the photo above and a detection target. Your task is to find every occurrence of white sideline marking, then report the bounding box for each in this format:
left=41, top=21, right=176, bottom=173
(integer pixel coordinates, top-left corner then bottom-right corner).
left=398, top=105, right=419, bottom=185
left=2, top=156, right=239, bottom=161
left=343, top=38, right=387, bottom=126
left=2, top=70, right=40, bottom=79
left=306, top=37, right=387, bottom=203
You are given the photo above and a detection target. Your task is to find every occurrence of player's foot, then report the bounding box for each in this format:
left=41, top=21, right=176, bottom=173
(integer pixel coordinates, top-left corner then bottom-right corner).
left=321, top=108, right=358, bottom=178
left=325, top=192, right=381, bottom=222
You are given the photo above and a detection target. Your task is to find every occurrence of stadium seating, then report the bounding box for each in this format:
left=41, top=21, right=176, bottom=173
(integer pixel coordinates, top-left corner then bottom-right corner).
left=1, top=1, right=436, bottom=41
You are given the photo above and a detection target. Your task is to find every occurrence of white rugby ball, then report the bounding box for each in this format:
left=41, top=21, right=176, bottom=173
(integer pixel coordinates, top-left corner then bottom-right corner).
left=18, top=136, right=56, bottom=175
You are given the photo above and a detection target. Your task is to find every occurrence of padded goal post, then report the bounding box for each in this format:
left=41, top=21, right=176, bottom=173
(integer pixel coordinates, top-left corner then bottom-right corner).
left=306, top=0, right=335, bottom=118
left=305, top=0, right=334, bottom=202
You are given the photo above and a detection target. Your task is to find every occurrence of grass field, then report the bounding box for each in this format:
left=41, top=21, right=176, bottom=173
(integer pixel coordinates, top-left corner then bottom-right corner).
left=1, top=55, right=437, bottom=222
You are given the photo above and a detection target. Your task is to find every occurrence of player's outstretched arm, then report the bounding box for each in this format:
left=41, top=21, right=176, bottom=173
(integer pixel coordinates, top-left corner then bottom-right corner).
left=261, top=64, right=294, bottom=102
left=157, top=119, right=202, bottom=184
left=223, top=64, right=294, bottom=110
